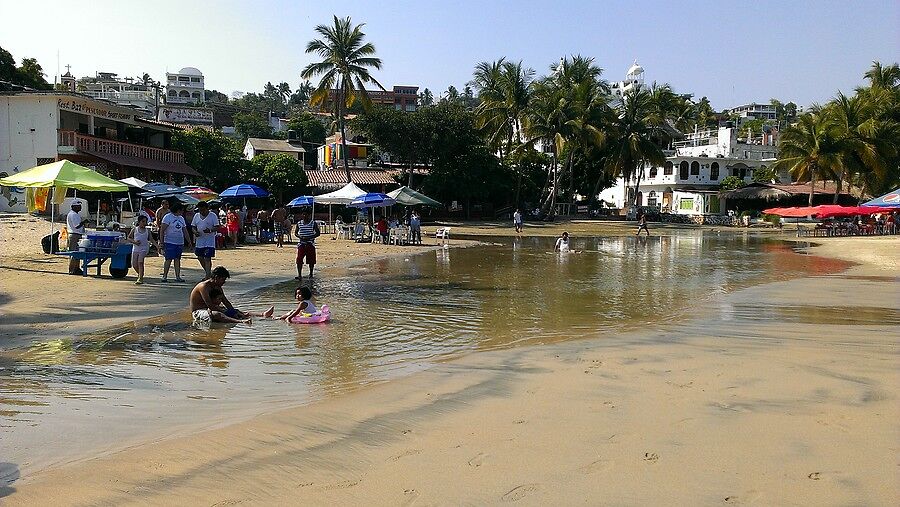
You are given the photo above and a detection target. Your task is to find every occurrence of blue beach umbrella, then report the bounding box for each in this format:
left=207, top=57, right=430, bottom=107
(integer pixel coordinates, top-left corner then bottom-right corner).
left=287, top=195, right=315, bottom=207
left=349, top=193, right=396, bottom=208
left=861, top=187, right=900, bottom=208
left=350, top=193, right=397, bottom=223
left=219, top=184, right=269, bottom=198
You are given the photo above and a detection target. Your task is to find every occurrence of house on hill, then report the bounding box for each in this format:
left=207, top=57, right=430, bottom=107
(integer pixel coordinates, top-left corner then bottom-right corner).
left=243, top=137, right=306, bottom=165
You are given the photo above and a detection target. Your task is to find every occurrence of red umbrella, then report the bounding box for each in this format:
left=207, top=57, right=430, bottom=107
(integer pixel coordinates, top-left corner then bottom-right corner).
left=764, top=206, right=820, bottom=217
left=815, top=205, right=894, bottom=218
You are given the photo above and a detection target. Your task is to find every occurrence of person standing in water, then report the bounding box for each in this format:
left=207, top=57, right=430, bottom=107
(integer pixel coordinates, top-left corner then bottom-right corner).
left=636, top=210, right=650, bottom=236
left=513, top=209, right=523, bottom=233
left=554, top=231, right=571, bottom=252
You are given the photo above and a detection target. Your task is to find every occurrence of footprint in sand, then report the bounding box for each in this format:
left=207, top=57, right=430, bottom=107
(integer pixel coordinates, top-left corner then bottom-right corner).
left=468, top=452, right=488, bottom=467
left=643, top=452, right=659, bottom=463
left=578, top=459, right=614, bottom=474
left=808, top=472, right=821, bottom=480
left=389, top=449, right=423, bottom=462
left=402, top=488, right=420, bottom=506
left=513, top=419, right=526, bottom=425
left=501, top=484, right=539, bottom=502
left=321, top=479, right=360, bottom=491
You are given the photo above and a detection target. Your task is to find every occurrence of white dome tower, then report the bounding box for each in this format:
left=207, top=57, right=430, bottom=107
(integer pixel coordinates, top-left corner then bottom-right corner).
left=626, top=60, right=644, bottom=85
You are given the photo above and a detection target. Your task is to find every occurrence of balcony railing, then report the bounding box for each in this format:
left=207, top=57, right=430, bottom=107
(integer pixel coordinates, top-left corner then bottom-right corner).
left=58, top=130, right=184, bottom=164
left=82, top=90, right=156, bottom=102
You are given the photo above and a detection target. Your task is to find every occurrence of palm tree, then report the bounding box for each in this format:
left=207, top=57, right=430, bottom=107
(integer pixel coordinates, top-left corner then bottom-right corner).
left=302, top=15, right=384, bottom=179
left=864, top=61, right=900, bottom=90
left=772, top=112, right=843, bottom=205
left=604, top=87, right=667, bottom=208
left=277, top=82, right=291, bottom=104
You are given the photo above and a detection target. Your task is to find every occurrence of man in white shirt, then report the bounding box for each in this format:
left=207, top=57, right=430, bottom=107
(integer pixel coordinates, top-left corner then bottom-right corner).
left=513, top=209, right=523, bottom=233
left=160, top=202, right=192, bottom=282
left=66, top=201, right=86, bottom=275
left=191, top=201, right=220, bottom=279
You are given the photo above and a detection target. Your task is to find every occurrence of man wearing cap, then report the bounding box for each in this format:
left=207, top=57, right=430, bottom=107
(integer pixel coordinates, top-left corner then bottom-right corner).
left=66, top=201, right=86, bottom=275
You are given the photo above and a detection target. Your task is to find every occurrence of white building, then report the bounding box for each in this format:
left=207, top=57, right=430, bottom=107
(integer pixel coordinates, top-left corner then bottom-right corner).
left=62, top=69, right=159, bottom=116
left=243, top=138, right=305, bottom=165
left=726, top=102, right=777, bottom=126
left=0, top=91, right=197, bottom=212
left=598, top=125, right=783, bottom=215
left=165, top=67, right=205, bottom=105
left=610, top=61, right=644, bottom=100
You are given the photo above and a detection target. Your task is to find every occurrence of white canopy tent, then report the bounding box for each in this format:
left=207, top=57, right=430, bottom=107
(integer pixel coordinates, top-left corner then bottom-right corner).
left=314, top=182, right=366, bottom=204
left=314, top=182, right=367, bottom=224
left=119, top=177, right=148, bottom=189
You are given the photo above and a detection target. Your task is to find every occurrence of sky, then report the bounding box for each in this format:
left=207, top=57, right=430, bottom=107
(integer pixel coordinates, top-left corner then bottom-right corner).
left=1, top=0, right=897, bottom=110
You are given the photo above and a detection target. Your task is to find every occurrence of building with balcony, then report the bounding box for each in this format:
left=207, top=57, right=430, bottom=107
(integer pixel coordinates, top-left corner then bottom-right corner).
left=322, top=85, right=419, bottom=113
left=0, top=92, right=197, bottom=212
left=598, top=126, right=783, bottom=215
left=725, top=102, right=777, bottom=125
left=70, top=70, right=160, bottom=116
left=165, top=67, right=205, bottom=105
left=243, top=137, right=306, bottom=165
left=610, top=61, right=644, bottom=100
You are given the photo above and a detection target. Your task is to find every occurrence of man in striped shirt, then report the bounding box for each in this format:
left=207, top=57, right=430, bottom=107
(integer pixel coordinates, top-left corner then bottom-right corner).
left=294, top=211, right=320, bottom=280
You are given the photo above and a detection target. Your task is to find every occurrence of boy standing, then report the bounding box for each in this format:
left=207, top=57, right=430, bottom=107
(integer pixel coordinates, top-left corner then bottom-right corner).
left=191, top=201, right=219, bottom=279
left=160, top=202, right=192, bottom=282
left=295, top=211, right=320, bottom=280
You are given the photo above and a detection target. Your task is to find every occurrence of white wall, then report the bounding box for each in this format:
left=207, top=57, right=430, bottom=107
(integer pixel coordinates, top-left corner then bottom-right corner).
left=0, top=96, right=59, bottom=212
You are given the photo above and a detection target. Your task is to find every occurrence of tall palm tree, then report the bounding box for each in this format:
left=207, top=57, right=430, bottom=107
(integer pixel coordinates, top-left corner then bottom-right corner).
left=302, top=15, right=384, bottom=179
left=772, top=112, right=843, bottom=205
left=277, top=82, right=292, bottom=104
left=864, top=61, right=900, bottom=90
left=604, top=87, right=666, bottom=207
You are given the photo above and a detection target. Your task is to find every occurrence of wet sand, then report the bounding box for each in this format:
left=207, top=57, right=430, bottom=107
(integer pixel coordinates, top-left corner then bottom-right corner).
left=2, top=217, right=898, bottom=505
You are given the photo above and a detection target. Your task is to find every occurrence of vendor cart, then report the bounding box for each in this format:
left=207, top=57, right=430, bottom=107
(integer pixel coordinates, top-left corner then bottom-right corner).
left=56, top=232, right=133, bottom=278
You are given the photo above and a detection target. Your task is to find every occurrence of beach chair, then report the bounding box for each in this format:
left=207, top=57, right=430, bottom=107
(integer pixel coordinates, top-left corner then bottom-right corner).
left=435, top=227, right=451, bottom=243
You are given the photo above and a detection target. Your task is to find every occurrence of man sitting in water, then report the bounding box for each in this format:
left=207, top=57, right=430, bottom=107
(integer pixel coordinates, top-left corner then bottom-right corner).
left=189, top=266, right=274, bottom=324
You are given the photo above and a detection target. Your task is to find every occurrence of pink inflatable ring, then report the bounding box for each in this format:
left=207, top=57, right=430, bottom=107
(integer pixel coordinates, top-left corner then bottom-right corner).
left=289, top=304, right=331, bottom=324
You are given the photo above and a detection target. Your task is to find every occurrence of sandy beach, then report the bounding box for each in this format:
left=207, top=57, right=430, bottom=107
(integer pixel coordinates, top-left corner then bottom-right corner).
left=2, top=216, right=898, bottom=505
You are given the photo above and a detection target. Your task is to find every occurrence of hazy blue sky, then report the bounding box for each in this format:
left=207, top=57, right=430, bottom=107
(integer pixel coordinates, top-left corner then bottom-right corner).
left=1, top=0, right=897, bottom=109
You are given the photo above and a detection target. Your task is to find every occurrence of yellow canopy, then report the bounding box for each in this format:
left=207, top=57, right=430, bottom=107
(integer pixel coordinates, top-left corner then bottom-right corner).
left=0, top=160, right=128, bottom=192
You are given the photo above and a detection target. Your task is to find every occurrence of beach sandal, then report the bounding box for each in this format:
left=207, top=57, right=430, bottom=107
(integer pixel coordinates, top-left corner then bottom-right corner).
left=134, top=279, right=144, bottom=285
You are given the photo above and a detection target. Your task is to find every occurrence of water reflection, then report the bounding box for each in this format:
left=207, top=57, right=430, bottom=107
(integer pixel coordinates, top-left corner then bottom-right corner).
left=1, top=232, right=852, bottom=470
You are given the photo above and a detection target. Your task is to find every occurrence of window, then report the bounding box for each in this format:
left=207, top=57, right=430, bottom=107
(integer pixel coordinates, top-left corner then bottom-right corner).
left=690, top=161, right=700, bottom=175
left=647, top=191, right=658, bottom=207
left=190, top=77, right=201, bottom=83
left=679, top=161, right=689, bottom=180
left=649, top=166, right=658, bottom=178
left=168, top=89, right=176, bottom=96
left=192, top=92, right=201, bottom=98
left=178, top=76, right=189, bottom=82
left=179, top=90, right=190, bottom=97
left=664, top=161, right=673, bottom=175
left=710, top=162, right=719, bottom=180
left=679, top=198, right=694, bottom=211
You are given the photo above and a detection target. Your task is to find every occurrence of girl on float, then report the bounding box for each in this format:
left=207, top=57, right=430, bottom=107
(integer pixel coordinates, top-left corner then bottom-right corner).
left=276, top=286, right=324, bottom=322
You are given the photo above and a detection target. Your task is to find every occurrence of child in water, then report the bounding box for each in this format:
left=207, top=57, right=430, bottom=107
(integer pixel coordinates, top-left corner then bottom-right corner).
left=208, top=287, right=273, bottom=322
left=276, top=286, right=319, bottom=320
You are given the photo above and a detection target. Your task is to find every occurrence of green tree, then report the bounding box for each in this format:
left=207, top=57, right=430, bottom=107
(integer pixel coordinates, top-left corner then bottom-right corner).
left=604, top=87, right=667, bottom=207
left=233, top=112, right=273, bottom=140
left=17, top=57, right=50, bottom=89
left=172, top=128, right=249, bottom=190
left=250, top=153, right=307, bottom=203
left=696, top=96, right=715, bottom=128
left=302, top=15, right=384, bottom=181
left=419, top=88, right=433, bottom=106
left=772, top=112, right=843, bottom=205
left=719, top=175, right=745, bottom=190
left=353, top=106, right=422, bottom=184
left=751, top=166, right=778, bottom=183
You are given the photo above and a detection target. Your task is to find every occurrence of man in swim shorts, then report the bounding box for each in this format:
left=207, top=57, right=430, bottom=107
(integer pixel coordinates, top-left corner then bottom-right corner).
left=189, top=266, right=273, bottom=324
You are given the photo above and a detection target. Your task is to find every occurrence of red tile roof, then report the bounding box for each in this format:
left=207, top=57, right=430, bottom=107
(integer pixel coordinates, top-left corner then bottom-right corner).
left=305, top=169, right=397, bottom=189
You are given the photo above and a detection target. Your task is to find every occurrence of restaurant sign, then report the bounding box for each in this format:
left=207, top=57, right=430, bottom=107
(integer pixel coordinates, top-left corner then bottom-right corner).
left=157, top=106, right=214, bottom=124
left=57, top=98, right=135, bottom=122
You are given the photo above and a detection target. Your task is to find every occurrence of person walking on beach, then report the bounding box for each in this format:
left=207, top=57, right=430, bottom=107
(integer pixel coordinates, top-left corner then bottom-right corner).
left=191, top=201, right=219, bottom=280
left=636, top=210, right=650, bottom=236
left=410, top=211, right=422, bottom=244
left=513, top=209, right=523, bottom=233
left=295, top=211, right=320, bottom=280
left=126, top=214, right=157, bottom=284
left=160, top=202, right=192, bottom=282
left=256, top=207, right=271, bottom=243
left=189, top=266, right=273, bottom=325
left=272, top=205, right=287, bottom=247
left=66, top=201, right=85, bottom=275
left=154, top=199, right=169, bottom=231
left=225, top=205, right=240, bottom=248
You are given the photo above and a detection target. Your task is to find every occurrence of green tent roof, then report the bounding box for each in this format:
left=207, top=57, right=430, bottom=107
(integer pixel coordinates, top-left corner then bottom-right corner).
left=386, top=186, right=442, bottom=207
left=0, top=160, right=128, bottom=192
